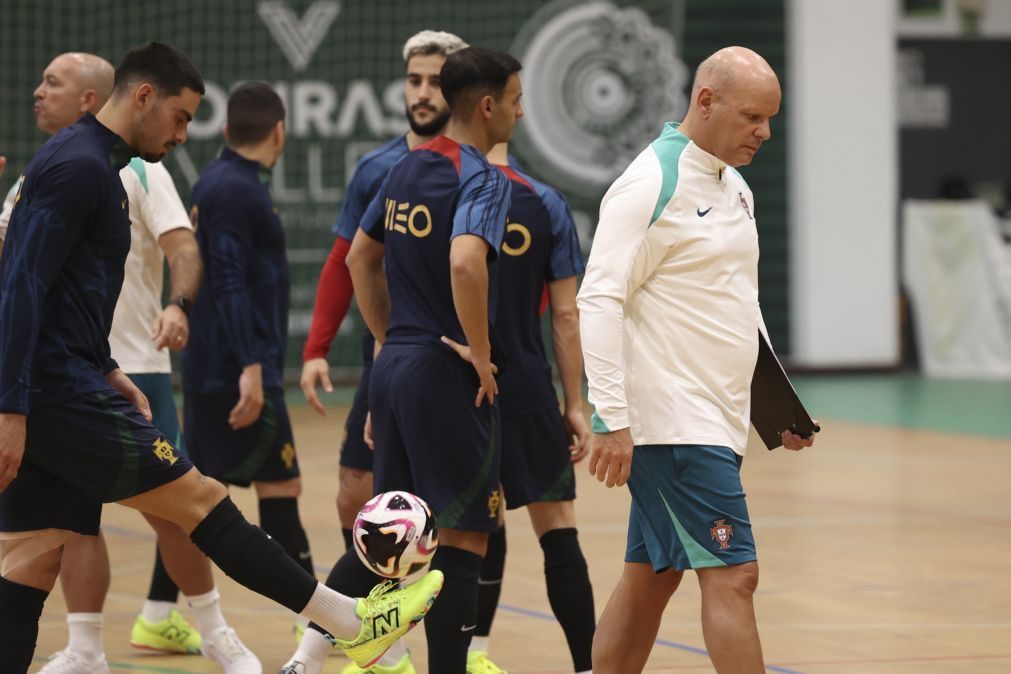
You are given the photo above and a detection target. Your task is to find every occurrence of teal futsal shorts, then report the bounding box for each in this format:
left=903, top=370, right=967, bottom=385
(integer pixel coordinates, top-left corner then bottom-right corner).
left=625, top=444, right=756, bottom=572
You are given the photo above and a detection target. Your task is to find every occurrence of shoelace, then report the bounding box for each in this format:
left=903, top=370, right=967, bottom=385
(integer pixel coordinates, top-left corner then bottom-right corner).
left=361, top=579, right=398, bottom=612
left=208, top=627, right=249, bottom=660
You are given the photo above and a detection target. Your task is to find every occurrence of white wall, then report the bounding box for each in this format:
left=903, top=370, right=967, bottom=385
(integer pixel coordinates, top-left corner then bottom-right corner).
left=787, top=0, right=899, bottom=367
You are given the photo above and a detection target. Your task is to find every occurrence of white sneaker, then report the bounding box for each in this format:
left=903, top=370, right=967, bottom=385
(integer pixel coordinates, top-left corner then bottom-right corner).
left=38, top=649, right=111, bottom=674
left=201, top=626, right=263, bottom=673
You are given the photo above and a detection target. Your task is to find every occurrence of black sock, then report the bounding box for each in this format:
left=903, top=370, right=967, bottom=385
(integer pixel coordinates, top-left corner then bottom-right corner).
left=307, top=547, right=384, bottom=638
left=259, top=497, right=315, bottom=577
left=147, top=547, right=179, bottom=603
left=541, top=528, right=595, bottom=672
left=341, top=527, right=354, bottom=551
left=190, top=496, right=317, bottom=613
left=426, top=545, right=483, bottom=674
left=0, top=576, right=49, bottom=674
left=475, top=525, right=506, bottom=638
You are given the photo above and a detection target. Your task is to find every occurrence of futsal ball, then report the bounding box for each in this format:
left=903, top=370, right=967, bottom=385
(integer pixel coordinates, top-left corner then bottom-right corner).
left=353, top=491, right=439, bottom=579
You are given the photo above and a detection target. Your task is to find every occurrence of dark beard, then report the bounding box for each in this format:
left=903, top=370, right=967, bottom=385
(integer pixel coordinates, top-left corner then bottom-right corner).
left=406, top=104, right=450, bottom=137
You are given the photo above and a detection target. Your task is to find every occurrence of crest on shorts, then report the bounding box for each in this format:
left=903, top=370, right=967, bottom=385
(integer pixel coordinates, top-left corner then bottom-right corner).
left=738, top=192, right=753, bottom=220
left=152, top=437, right=179, bottom=466
left=710, top=519, right=733, bottom=549
left=281, top=442, right=296, bottom=470
left=487, top=488, right=502, bottom=519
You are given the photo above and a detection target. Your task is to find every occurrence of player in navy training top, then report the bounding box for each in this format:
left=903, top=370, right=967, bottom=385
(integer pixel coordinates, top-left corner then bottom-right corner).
left=183, top=83, right=319, bottom=597
left=472, top=143, right=597, bottom=672
left=0, top=44, right=444, bottom=674
left=299, top=28, right=468, bottom=553
left=347, top=47, right=523, bottom=674
left=283, top=29, right=469, bottom=674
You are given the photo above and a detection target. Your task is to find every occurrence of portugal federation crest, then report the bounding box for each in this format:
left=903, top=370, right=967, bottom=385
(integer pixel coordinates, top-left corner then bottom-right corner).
left=710, top=519, right=734, bottom=549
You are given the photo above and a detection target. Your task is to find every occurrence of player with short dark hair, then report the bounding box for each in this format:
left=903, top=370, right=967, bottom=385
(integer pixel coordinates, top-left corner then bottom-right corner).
left=302, top=28, right=468, bottom=550
left=345, top=45, right=523, bottom=674
left=0, top=42, right=443, bottom=674
left=111, top=41, right=206, bottom=101
left=182, top=80, right=317, bottom=639
left=1, top=50, right=261, bottom=674
left=462, top=143, right=596, bottom=674
left=288, top=29, right=468, bottom=674
left=224, top=84, right=287, bottom=147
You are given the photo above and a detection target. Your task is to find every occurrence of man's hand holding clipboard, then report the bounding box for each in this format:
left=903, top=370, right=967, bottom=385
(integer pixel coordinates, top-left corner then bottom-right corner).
left=751, top=330, right=821, bottom=450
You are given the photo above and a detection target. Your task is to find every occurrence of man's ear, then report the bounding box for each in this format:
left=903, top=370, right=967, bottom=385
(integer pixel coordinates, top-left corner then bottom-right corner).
left=479, top=94, right=495, bottom=120
left=79, top=89, right=98, bottom=114
left=134, top=82, right=156, bottom=110
left=697, top=86, right=715, bottom=119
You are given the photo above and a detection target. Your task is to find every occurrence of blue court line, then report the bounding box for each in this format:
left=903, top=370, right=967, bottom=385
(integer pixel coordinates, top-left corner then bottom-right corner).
left=496, top=603, right=806, bottom=674
left=106, top=529, right=806, bottom=673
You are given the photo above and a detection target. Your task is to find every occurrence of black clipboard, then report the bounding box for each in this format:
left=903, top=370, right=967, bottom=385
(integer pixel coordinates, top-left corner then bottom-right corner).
left=750, top=330, right=820, bottom=450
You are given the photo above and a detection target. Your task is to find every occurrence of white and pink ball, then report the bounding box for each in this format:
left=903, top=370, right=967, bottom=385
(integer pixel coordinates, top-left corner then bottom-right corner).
left=352, top=490, right=439, bottom=579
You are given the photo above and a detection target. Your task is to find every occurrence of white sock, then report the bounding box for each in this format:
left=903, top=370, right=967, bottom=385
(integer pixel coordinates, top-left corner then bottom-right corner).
left=185, top=588, right=227, bottom=636
left=469, top=635, right=490, bottom=653
left=66, top=613, right=104, bottom=660
left=288, top=626, right=333, bottom=671
left=300, top=582, right=361, bottom=641
left=378, top=640, right=407, bottom=665
left=576, top=670, right=593, bottom=674
left=140, top=599, right=175, bottom=624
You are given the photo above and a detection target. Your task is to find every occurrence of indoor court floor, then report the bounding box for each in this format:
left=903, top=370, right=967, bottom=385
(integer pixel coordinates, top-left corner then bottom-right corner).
left=28, top=374, right=1011, bottom=673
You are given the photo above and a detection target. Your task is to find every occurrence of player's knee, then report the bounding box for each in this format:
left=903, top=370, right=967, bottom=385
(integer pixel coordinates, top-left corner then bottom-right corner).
left=254, top=477, right=302, bottom=499
left=528, top=500, right=576, bottom=538
left=700, top=561, right=759, bottom=600
left=729, top=561, right=760, bottom=597
left=624, top=562, right=681, bottom=599
left=2, top=544, right=64, bottom=593
left=337, top=488, right=362, bottom=526
left=439, top=528, right=489, bottom=557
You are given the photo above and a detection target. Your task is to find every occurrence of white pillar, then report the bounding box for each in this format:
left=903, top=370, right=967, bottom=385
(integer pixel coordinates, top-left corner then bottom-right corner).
left=787, top=0, right=899, bottom=367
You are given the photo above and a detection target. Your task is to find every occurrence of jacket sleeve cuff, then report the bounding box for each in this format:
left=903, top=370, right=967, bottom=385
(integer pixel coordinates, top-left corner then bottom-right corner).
left=591, top=407, right=630, bottom=434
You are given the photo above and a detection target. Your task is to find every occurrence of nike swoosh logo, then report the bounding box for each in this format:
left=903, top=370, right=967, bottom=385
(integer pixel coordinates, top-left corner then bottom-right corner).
left=460, top=624, right=477, bottom=632
left=298, top=551, right=312, bottom=560
left=697, top=207, right=713, bottom=217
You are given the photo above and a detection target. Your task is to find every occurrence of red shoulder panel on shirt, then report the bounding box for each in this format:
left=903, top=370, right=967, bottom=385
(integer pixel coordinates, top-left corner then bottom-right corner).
left=414, top=136, right=461, bottom=174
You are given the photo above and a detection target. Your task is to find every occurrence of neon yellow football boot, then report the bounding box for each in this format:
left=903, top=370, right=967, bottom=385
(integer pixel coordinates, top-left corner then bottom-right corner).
left=333, top=570, right=443, bottom=668
left=130, top=609, right=202, bottom=654
left=467, top=650, right=508, bottom=674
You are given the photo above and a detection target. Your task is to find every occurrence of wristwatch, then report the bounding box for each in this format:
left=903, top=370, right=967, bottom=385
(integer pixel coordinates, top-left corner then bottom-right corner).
left=167, top=296, right=193, bottom=316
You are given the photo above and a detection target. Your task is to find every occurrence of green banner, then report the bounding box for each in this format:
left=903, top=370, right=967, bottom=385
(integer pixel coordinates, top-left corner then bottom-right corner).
left=0, top=0, right=788, bottom=376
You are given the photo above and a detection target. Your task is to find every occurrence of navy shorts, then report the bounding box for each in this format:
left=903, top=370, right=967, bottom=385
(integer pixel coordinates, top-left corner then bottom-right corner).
left=184, top=387, right=299, bottom=487
left=369, top=343, right=502, bottom=532
left=0, top=388, right=193, bottom=535
left=625, top=444, right=756, bottom=572
left=500, top=408, right=575, bottom=509
left=130, top=372, right=186, bottom=456
left=339, top=363, right=373, bottom=471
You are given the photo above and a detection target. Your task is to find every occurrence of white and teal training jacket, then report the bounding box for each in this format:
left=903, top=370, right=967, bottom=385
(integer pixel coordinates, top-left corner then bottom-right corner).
left=577, top=123, right=765, bottom=456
